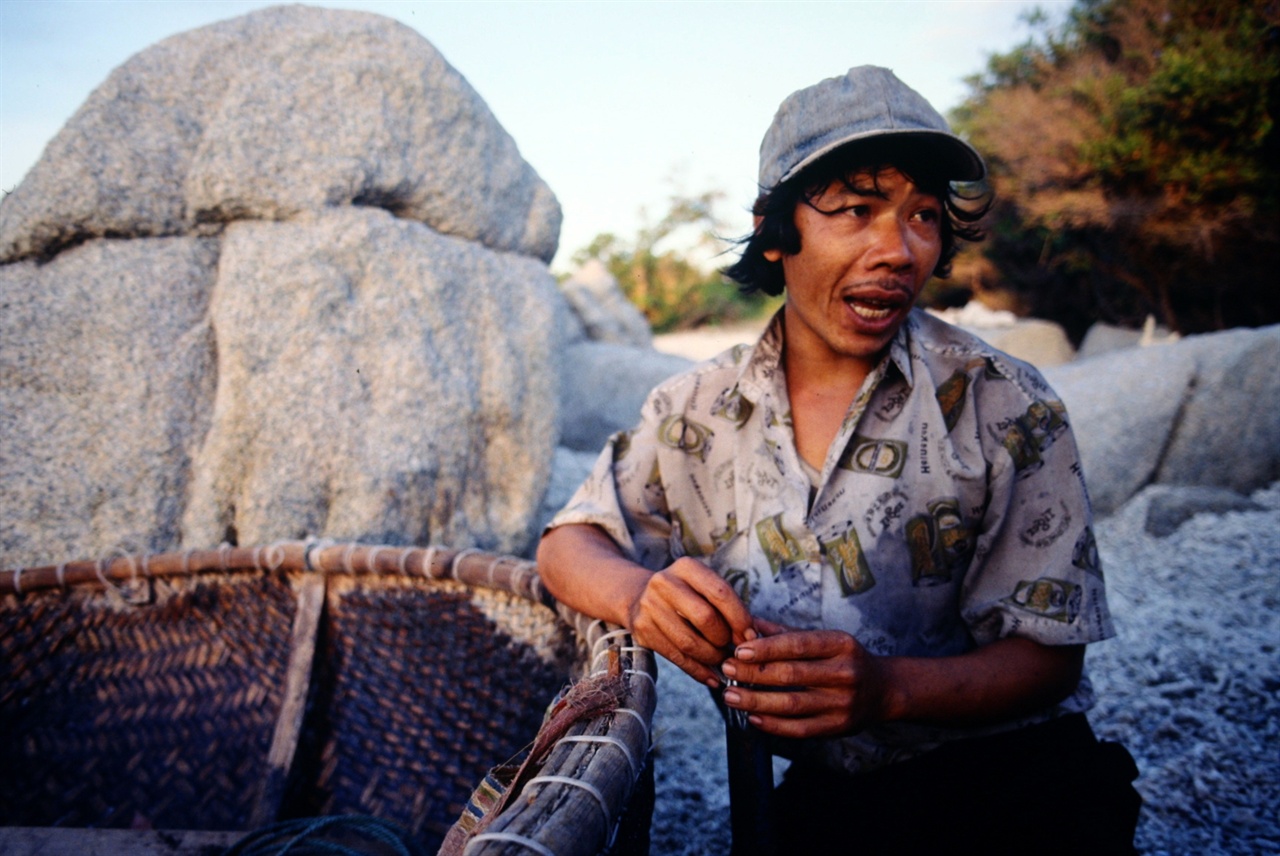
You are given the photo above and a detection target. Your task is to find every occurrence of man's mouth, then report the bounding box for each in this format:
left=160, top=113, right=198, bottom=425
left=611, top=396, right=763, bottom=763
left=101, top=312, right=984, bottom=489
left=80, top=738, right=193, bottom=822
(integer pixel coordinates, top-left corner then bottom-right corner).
left=845, top=297, right=896, bottom=321
left=842, top=292, right=907, bottom=322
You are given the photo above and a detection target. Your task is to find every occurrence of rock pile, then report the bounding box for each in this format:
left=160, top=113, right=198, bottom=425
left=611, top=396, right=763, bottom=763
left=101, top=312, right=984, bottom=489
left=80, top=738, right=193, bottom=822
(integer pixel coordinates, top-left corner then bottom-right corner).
left=1, top=6, right=567, bottom=566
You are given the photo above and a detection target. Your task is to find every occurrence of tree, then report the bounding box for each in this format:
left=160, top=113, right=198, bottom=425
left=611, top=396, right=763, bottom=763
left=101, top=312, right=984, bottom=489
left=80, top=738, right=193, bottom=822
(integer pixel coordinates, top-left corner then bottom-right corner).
left=571, top=191, right=778, bottom=333
left=953, top=0, right=1280, bottom=340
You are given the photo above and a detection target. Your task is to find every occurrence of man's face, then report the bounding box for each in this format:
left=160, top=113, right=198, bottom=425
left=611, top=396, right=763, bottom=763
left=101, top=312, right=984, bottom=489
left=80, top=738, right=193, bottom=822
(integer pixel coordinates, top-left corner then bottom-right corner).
left=765, top=167, right=943, bottom=373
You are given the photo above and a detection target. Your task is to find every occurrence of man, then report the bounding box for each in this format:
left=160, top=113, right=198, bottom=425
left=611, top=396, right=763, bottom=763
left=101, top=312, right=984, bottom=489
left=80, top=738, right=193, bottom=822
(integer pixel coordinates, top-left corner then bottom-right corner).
left=539, top=66, right=1139, bottom=852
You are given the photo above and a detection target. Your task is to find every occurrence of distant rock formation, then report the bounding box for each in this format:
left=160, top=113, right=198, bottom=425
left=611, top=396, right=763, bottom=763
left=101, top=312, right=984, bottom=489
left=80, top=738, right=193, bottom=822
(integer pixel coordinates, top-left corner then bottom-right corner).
left=1046, top=324, right=1280, bottom=514
left=558, top=259, right=653, bottom=348
left=0, top=6, right=566, bottom=566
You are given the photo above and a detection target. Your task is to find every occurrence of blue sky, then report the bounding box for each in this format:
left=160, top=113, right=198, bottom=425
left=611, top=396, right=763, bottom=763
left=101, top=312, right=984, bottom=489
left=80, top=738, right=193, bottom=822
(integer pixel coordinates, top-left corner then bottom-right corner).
left=0, top=0, right=1068, bottom=269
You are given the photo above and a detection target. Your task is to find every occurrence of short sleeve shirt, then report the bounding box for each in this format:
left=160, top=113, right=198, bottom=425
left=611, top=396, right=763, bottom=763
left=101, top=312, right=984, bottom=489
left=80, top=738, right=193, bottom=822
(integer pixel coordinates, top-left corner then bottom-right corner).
left=549, top=308, right=1114, bottom=773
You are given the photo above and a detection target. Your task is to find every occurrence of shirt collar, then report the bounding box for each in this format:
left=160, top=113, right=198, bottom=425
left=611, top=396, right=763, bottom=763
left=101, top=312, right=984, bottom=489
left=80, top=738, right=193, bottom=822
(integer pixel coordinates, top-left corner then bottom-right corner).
left=734, top=306, right=919, bottom=402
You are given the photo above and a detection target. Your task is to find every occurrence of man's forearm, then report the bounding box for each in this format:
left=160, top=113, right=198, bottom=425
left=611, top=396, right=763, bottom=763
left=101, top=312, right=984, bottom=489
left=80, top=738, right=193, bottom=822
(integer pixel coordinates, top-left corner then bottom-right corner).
left=879, top=636, right=1084, bottom=726
left=536, top=523, right=650, bottom=629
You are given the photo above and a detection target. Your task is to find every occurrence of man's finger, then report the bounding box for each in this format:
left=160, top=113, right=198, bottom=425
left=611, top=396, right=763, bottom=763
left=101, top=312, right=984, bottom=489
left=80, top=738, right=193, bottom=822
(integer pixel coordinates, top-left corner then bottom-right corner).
left=733, top=628, right=853, bottom=664
left=722, top=685, right=829, bottom=718
left=668, top=558, right=754, bottom=641
left=641, top=622, right=723, bottom=687
left=721, top=656, right=853, bottom=689
left=746, top=710, right=850, bottom=740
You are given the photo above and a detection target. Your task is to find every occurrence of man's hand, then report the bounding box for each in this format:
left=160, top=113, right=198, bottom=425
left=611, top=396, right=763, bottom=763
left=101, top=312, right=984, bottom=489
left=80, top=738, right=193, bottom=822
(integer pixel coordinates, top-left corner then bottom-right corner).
left=719, top=617, right=1085, bottom=738
left=719, top=618, right=891, bottom=738
left=627, top=557, right=756, bottom=687
left=537, top=524, right=754, bottom=688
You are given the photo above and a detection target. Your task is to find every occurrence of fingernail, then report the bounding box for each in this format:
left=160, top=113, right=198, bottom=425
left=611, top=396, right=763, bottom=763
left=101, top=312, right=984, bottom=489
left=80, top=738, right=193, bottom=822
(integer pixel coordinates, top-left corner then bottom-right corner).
left=736, top=646, right=755, bottom=661
left=705, top=677, right=721, bottom=690
left=748, top=715, right=762, bottom=727
left=723, top=690, right=741, bottom=705
left=721, top=661, right=737, bottom=678
left=744, top=628, right=758, bottom=641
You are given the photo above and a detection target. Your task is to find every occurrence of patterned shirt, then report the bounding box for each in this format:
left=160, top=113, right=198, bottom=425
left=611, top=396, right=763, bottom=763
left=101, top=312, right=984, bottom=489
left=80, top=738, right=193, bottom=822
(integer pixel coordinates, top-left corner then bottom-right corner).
left=549, top=308, right=1114, bottom=773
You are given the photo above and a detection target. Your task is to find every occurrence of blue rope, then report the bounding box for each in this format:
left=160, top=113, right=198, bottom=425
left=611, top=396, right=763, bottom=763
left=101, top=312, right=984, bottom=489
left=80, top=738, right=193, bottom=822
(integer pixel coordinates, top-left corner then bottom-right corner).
left=222, top=815, right=432, bottom=856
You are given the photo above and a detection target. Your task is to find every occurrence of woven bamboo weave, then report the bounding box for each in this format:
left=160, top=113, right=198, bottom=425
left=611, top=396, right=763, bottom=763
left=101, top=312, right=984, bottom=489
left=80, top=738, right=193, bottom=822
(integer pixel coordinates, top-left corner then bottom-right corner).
left=0, top=543, right=657, bottom=856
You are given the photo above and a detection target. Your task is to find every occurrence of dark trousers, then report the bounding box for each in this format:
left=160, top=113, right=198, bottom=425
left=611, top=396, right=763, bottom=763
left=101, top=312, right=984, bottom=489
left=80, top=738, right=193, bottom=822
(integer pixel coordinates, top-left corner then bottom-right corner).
left=772, top=714, right=1141, bottom=855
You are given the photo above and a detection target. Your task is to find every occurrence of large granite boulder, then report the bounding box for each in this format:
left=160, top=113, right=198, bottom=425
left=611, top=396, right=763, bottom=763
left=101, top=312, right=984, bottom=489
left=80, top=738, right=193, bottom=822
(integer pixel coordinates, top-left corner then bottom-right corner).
left=182, top=209, right=561, bottom=553
left=0, top=5, right=560, bottom=264
left=0, top=238, right=218, bottom=564
left=1, top=7, right=564, bottom=568
left=1046, top=324, right=1280, bottom=514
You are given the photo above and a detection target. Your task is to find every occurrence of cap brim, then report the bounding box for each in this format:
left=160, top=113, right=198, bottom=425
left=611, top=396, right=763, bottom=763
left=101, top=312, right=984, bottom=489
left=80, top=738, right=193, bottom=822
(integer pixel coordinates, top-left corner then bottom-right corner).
left=778, top=128, right=987, bottom=185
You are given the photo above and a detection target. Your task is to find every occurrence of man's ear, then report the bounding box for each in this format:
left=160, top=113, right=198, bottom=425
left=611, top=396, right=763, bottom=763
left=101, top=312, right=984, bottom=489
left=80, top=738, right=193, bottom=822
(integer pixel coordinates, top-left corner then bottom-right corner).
left=754, top=216, right=785, bottom=263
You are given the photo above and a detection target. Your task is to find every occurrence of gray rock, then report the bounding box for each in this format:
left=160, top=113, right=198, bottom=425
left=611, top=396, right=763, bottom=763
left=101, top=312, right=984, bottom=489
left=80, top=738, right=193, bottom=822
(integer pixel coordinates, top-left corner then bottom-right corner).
left=0, top=6, right=571, bottom=568
left=1047, top=343, right=1196, bottom=515
left=1154, top=326, right=1280, bottom=493
left=1077, top=319, right=1180, bottom=361
left=1076, top=322, right=1144, bottom=360
left=1046, top=324, right=1280, bottom=514
left=533, top=446, right=602, bottom=539
left=558, top=341, right=692, bottom=453
left=977, top=318, right=1076, bottom=368
left=559, top=259, right=653, bottom=347
left=0, top=237, right=218, bottom=568
left=1142, top=486, right=1264, bottom=537
left=0, top=5, right=559, bottom=263
left=183, top=208, right=561, bottom=556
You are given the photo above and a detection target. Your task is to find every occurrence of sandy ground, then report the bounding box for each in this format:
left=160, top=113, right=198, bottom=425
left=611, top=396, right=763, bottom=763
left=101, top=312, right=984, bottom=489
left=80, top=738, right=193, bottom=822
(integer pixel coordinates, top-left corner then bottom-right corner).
left=643, top=482, right=1280, bottom=856
left=652, top=321, right=769, bottom=363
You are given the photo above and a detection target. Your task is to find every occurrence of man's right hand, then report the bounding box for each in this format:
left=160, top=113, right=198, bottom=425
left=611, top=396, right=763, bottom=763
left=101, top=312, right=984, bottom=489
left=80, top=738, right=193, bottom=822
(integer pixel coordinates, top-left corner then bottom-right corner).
left=537, top=524, right=754, bottom=688
left=626, top=556, right=755, bottom=687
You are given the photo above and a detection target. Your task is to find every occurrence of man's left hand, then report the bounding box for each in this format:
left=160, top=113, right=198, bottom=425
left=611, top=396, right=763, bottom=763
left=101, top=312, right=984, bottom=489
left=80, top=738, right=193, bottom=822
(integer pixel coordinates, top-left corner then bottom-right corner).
left=719, top=618, right=892, bottom=739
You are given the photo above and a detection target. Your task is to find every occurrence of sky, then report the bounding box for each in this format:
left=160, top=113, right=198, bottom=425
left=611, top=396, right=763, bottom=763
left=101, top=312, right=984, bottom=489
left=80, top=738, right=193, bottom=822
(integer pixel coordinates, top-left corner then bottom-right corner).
left=0, top=0, right=1069, bottom=271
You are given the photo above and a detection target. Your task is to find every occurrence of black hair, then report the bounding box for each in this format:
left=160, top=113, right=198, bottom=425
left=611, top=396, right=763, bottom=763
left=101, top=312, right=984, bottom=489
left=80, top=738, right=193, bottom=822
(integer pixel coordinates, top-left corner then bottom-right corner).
left=723, top=137, right=992, bottom=296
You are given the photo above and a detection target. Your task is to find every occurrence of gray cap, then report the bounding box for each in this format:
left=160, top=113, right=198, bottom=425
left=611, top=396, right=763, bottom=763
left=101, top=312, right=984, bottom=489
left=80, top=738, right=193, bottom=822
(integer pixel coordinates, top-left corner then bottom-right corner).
left=758, top=65, right=986, bottom=190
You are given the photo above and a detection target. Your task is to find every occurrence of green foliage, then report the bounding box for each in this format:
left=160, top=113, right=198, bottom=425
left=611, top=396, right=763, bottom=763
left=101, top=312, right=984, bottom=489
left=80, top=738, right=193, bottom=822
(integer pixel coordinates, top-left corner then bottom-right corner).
left=954, top=0, right=1280, bottom=338
left=570, top=191, right=778, bottom=333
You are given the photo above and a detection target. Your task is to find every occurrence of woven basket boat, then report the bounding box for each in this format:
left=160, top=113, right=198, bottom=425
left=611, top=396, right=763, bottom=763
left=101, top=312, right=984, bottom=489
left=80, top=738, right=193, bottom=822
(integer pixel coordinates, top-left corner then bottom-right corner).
left=0, top=542, right=657, bottom=856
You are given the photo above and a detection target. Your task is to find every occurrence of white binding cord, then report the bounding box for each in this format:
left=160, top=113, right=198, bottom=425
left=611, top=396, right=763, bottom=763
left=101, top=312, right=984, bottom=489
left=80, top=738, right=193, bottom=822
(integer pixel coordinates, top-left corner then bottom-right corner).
left=524, top=775, right=616, bottom=850
left=559, top=734, right=640, bottom=781
left=451, top=548, right=480, bottom=583
left=485, top=554, right=503, bottom=589
left=420, top=545, right=439, bottom=578
left=590, top=627, right=631, bottom=663
left=609, top=707, right=652, bottom=746
left=463, top=831, right=556, bottom=856
left=304, top=538, right=335, bottom=572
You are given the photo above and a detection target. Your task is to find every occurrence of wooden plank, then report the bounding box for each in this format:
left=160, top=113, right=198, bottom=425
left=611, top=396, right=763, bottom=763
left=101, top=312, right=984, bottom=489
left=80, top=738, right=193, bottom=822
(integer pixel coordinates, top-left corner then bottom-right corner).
left=248, top=571, right=326, bottom=828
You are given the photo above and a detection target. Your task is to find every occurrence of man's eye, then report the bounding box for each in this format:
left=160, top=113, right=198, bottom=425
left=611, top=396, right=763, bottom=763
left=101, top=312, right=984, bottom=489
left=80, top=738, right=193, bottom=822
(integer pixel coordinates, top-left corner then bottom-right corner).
left=913, top=208, right=941, bottom=223
left=844, top=205, right=871, bottom=218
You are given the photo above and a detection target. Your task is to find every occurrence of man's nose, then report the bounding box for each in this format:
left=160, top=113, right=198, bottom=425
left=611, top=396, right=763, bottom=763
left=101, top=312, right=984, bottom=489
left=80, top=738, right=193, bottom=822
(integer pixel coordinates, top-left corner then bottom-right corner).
left=865, top=216, right=915, bottom=271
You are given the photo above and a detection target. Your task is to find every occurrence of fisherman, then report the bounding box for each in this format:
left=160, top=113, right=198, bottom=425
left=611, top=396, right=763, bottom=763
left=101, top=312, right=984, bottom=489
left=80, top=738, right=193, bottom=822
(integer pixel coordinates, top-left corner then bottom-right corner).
left=538, top=66, right=1140, bottom=852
